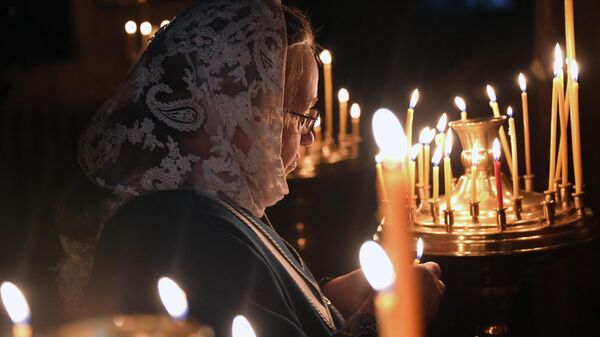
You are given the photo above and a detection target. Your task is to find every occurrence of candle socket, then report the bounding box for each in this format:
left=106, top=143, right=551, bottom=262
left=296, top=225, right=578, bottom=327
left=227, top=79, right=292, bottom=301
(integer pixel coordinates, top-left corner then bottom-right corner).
left=416, top=184, right=426, bottom=206
left=572, top=192, right=585, bottom=216
left=444, top=209, right=455, bottom=233
left=512, top=196, right=523, bottom=220
left=523, top=174, right=535, bottom=192
left=560, top=183, right=572, bottom=208
left=410, top=195, right=418, bottom=225
left=543, top=199, right=556, bottom=226
left=429, top=200, right=440, bottom=224
left=553, top=179, right=562, bottom=202
left=424, top=184, right=432, bottom=202
left=495, top=208, right=507, bottom=231
left=469, top=201, right=480, bottom=223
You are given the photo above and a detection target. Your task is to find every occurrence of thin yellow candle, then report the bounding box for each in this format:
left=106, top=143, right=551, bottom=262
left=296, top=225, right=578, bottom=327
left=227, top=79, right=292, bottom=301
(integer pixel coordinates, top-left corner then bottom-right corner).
left=312, top=117, right=322, bottom=156
left=518, top=73, right=532, bottom=184
left=319, top=50, right=333, bottom=142
left=564, top=0, right=576, bottom=62
left=1, top=282, right=32, bottom=337
left=410, top=145, right=421, bottom=200
left=423, top=128, right=436, bottom=192
left=454, top=96, right=467, bottom=121
left=140, top=21, right=152, bottom=46
left=435, top=113, right=448, bottom=148
left=444, top=130, right=454, bottom=210
left=124, top=20, right=137, bottom=61
left=471, top=141, right=480, bottom=202
left=338, top=88, right=349, bottom=141
left=350, top=103, right=361, bottom=155
left=375, top=154, right=388, bottom=202
left=507, top=107, right=520, bottom=198
left=570, top=60, right=583, bottom=194
left=432, top=145, right=443, bottom=201
left=554, top=45, right=569, bottom=185
left=417, top=127, right=430, bottom=186
left=406, top=89, right=419, bottom=152
left=548, top=58, right=560, bottom=191
left=487, top=85, right=513, bottom=175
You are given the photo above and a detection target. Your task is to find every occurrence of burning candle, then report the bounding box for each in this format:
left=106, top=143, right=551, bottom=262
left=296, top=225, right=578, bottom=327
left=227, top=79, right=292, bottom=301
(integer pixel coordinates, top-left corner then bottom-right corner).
left=319, top=50, right=333, bottom=142
left=140, top=21, right=152, bottom=46
left=338, top=88, right=349, bottom=141
left=487, top=85, right=513, bottom=175
left=1, top=282, right=32, bottom=337
left=471, top=141, right=480, bottom=202
left=417, top=127, right=430, bottom=186
left=124, top=20, right=137, bottom=61
left=414, top=238, right=424, bottom=265
left=507, top=107, right=519, bottom=198
left=435, top=113, right=448, bottom=148
left=564, top=0, right=576, bottom=62
left=549, top=56, right=560, bottom=191
left=432, top=145, right=443, bottom=202
left=454, top=96, right=467, bottom=121
left=493, top=138, right=504, bottom=209
left=518, top=73, right=532, bottom=187
left=158, top=277, right=188, bottom=321
left=232, top=315, right=257, bottom=337
left=406, top=89, right=419, bottom=151
left=410, top=145, right=421, bottom=200
left=556, top=45, right=569, bottom=185
left=350, top=103, right=361, bottom=142
left=570, top=60, right=583, bottom=194
left=375, top=154, right=388, bottom=202
left=423, top=128, right=436, bottom=194
left=314, top=116, right=322, bottom=146
left=444, top=130, right=454, bottom=210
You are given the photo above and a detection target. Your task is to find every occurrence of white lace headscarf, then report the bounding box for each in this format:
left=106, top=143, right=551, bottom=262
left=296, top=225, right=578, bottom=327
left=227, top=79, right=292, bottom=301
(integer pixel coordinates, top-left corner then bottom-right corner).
left=79, top=0, right=289, bottom=218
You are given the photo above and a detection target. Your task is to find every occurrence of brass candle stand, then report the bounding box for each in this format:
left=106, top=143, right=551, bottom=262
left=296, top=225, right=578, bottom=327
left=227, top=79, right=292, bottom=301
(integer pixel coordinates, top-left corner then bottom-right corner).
left=412, top=116, right=598, bottom=256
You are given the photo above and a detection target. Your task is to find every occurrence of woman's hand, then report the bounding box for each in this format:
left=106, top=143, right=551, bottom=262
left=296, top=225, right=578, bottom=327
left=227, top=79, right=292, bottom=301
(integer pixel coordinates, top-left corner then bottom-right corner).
left=321, top=269, right=373, bottom=318
left=415, top=262, right=445, bottom=324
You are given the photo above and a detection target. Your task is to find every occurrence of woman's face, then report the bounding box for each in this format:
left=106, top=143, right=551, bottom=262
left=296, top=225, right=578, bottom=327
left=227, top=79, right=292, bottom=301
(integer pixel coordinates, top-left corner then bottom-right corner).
left=281, top=46, right=318, bottom=175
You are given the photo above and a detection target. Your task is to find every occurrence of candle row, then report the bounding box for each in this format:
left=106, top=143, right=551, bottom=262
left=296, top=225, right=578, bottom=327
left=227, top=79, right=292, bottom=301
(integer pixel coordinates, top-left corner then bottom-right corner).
left=123, top=19, right=170, bottom=61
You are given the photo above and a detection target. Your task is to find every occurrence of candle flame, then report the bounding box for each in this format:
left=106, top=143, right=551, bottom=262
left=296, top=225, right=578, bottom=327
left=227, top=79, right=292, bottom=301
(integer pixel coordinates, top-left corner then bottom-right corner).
left=418, top=127, right=430, bottom=144
left=507, top=106, right=513, bottom=117
left=486, top=85, right=497, bottom=102
left=493, top=138, right=501, bottom=160
left=359, top=241, right=396, bottom=291
left=157, top=277, right=188, bottom=320
left=319, top=50, right=332, bottom=65
left=338, top=88, right=349, bottom=102
left=314, top=116, right=321, bottom=128
left=160, top=20, right=170, bottom=27
left=140, top=21, right=152, bottom=36
left=432, top=145, right=443, bottom=166
left=571, top=60, right=579, bottom=82
left=454, top=96, right=466, bottom=112
left=472, top=141, right=480, bottom=166
left=410, top=144, right=421, bottom=161
left=445, top=130, right=453, bottom=156
left=424, top=128, right=436, bottom=145
left=436, top=113, right=448, bottom=133
left=232, top=315, right=257, bottom=337
left=518, top=73, right=527, bottom=92
left=372, top=108, right=407, bottom=163
left=0, top=282, right=30, bottom=324
left=124, top=20, right=137, bottom=34
left=375, top=153, right=384, bottom=164
left=350, top=103, right=361, bottom=119
left=416, top=238, right=424, bottom=260
left=554, top=43, right=563, bottom=77
left=409, top=89, right=419, bottom=108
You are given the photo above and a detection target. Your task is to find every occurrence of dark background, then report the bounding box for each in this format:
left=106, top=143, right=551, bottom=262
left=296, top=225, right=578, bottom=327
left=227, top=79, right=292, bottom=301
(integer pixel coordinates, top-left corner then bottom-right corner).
left=1, top=0, right=600, bottom=336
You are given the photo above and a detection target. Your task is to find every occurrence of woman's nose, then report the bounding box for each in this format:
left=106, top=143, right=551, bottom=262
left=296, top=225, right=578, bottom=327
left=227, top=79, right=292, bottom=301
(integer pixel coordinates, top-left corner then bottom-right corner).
left=300, top=131, right=314, bottom=146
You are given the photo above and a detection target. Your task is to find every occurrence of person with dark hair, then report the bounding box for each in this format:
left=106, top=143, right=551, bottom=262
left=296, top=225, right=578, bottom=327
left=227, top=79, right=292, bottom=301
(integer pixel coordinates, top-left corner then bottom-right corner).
left=56, top=1, right=444, bottom=336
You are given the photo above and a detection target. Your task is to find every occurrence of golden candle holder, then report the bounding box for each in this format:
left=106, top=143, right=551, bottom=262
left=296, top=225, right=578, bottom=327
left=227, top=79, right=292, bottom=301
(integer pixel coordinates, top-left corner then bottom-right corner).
left=560, top=183, right=573, bottom=208
left=412, top=116, right=598, bottom=256
left=429, top=200, right=440, bottom=224
left=523, top=174, right=535, bottom=192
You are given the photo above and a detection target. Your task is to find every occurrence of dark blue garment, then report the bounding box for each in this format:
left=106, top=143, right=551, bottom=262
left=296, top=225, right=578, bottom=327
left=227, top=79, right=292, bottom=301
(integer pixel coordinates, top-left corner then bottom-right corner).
left=86, top=190, right=344, bottom=337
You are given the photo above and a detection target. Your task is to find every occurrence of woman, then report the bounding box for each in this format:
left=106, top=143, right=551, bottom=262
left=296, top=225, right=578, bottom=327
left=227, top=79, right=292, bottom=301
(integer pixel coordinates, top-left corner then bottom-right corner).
left=56, top=0, right=444, bottom=336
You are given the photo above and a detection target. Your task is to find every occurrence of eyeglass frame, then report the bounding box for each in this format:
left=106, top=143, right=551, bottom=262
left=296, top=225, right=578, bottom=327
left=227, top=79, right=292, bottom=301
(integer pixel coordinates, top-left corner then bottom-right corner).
left=285, top=109, right=320, bottom=134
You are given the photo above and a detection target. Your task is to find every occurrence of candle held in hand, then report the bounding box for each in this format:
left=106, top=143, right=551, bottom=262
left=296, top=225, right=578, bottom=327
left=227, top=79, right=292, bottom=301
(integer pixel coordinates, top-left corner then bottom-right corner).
left=414, top=238, right=424, bottom=265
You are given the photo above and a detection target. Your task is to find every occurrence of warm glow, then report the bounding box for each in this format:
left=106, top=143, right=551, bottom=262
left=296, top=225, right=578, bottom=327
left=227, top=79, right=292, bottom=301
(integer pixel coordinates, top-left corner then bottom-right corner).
left=409, top=89, right=419, bottom=108
left=571, top=60, right=579, bottom=82
left=314, top=116, right=321, bottom=128
left=124, top=20, right=137, bottom=34
left=418, top=127, right=431, bottom=144
left=436, top=113, right=448, bottom=133
left=493, top=138, right=501, bottom=160
left=416, top=238, right=424, bottom=260
left=157, top=277, right=188, bottom=320
left=372, top=108, right=407, bottom=162
left=359, top=241, right=396, bottom=291
left=350, top=103, right=361, bottom=119
left=410, top=144, right=421, bottom=161
left=0, top=282, right=30, bottom=324
left=554, top=44, right=563, bottom=76
left=425, top=128, right=436, bottom=145
left=472, top=141, right=480, bottom=166
left=432, top=145, right=443, bottom=166
left=140, top=21, right=152, bottom=36
left=319, top=50, right=332, bottom=65
left=518, top=73, right=526, bottom=92
left=486, top=85, right=497, bottom=102
left=454, top=96, right=466, bottom=112
left=507, top=106, right=513, bottom=117
left=375, top=153, right=384, bottom=164
left=160, top=20, right=170, bottom=27
left=338, top=88, right=349, bottom=102
left=445, top=130, right=453, bottom=156
left=232, top=315, right=257, bottom=337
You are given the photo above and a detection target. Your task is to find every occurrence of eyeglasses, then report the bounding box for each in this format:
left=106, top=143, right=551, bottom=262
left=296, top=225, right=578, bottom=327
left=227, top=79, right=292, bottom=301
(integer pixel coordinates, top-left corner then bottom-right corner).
left=286, top=109, right=320, bottom=134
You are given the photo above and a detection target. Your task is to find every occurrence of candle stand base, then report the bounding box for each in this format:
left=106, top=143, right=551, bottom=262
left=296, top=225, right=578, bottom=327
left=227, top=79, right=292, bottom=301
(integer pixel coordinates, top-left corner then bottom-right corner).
left=523, top=174, right=534, bottom=192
